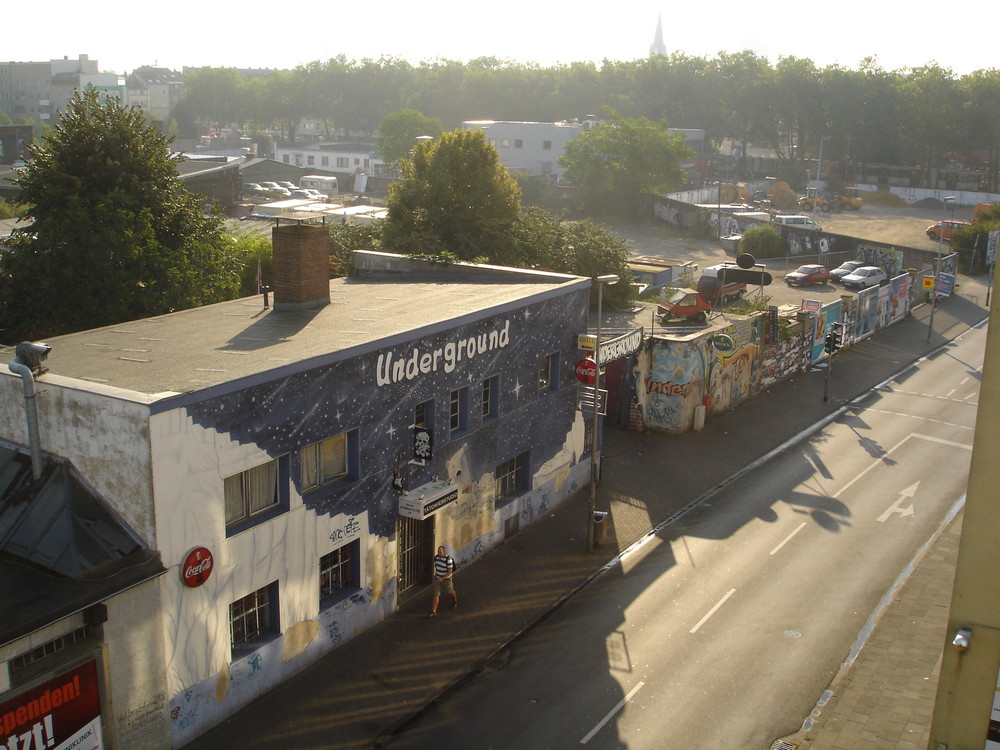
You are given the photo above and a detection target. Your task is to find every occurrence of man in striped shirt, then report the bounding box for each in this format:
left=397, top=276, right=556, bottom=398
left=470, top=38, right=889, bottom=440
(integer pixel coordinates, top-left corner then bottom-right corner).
left=428, top=546, right=458, bottom=617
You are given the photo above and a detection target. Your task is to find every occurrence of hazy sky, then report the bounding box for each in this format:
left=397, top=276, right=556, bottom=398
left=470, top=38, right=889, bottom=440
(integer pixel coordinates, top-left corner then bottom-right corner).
left=7, top=0, right=993, bottom=76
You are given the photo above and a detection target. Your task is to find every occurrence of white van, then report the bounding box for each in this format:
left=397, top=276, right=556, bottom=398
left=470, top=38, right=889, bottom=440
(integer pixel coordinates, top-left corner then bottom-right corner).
left=773, top=214, right=822, bottom=231
left=300, top=175, right=339, bottom=198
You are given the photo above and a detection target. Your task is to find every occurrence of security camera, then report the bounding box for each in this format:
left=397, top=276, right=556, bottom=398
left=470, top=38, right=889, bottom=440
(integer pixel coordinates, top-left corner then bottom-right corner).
left=952, top=627, right=972, bottom=650
left=14, top=341, right=51, bottom=373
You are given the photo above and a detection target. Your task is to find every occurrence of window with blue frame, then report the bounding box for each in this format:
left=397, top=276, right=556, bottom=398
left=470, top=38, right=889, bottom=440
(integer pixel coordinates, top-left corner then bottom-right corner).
left=230, top=582, right=279, bottom=656
left=225, top=458, right=289, bottom=534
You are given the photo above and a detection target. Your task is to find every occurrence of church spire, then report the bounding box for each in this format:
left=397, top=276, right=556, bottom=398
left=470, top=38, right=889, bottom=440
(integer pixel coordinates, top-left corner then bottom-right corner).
left=650, top=13, right=667, bottom=57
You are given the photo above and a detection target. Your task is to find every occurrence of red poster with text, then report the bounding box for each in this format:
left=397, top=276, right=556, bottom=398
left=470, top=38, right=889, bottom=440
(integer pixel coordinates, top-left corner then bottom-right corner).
left=0, top=659, right=104, bottom=750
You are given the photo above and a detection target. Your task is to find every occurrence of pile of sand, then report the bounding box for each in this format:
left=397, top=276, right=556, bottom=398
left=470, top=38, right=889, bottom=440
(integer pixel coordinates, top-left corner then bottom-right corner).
left=863, top=190, right=909, bottom=208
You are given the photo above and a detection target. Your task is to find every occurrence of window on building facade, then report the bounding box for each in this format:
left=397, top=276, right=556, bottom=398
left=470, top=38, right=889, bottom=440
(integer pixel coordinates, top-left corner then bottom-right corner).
left=307, top=155, right=314, bottom=165
left=337, top=157, right=349, bottom=168
left=501, top=138, right=510, bottom=148
left=225, top=459, right=280, bottom=528
left=302, top=432, right=353, bottom=491
left=495, top=452, right=528, bottom=503
left=8, top=626, right=97, bottom=687
left=482, top=375, right=499, bottom=420
left=230, top=583, right=279, bottom=656
left=319, top=540, right=360, bottom=606
left=322, top=156, right=329, bottom=166
left=450, top=387, right=468, bottom=433
left=543, top=140, right=552, bottom=150
left=538, top=353, right=558, bottom=391
left=283, top=155, right=290, bottom=163
left=514, top=139, right=523, bottom=148
left=415, top=400, right=434, bottom=430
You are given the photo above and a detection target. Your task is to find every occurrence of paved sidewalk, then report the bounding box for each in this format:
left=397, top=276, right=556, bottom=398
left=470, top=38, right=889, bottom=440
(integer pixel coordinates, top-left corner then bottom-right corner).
left=185, top=287, right=986, bottom=750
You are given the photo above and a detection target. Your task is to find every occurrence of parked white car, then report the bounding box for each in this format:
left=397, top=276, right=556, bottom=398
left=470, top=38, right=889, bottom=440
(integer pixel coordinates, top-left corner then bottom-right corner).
left=841, top=266, right=888, bottom=290
left=290, top=188, right=327, bottom=201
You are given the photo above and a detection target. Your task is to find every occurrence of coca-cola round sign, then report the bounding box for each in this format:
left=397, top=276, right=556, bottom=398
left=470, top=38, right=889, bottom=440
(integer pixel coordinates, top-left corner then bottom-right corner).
left=181, top=547, right=214, bottom=587
left=575, top=357, right=598, bottom=385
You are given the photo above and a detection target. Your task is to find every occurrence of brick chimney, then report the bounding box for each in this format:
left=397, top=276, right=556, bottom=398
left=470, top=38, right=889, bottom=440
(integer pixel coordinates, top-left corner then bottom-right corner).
left=271, top=224, right=331, bottom=310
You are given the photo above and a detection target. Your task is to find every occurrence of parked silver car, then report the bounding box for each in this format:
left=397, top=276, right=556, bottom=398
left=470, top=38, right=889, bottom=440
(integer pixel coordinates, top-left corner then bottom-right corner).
left=841, top=266, right=888, bottom=290
left=829, top=260, right=865, bottom=284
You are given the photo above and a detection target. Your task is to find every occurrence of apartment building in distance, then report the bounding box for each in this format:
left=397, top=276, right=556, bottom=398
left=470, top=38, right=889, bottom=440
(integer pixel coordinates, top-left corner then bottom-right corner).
left=0, top=55, right=123, bottom=125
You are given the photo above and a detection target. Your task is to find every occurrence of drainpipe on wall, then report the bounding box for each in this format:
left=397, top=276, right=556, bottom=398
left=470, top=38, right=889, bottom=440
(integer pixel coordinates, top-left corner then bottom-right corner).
left=8, top=341, right=51, bottom=482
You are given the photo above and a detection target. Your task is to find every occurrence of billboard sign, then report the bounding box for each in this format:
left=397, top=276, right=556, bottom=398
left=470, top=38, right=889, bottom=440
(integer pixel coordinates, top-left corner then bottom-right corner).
left=0, top=660, right=104, bottom=750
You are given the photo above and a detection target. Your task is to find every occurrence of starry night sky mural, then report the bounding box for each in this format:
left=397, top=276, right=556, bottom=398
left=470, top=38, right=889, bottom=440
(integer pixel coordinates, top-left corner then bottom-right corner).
left=184, top=289, right=590, bottom=539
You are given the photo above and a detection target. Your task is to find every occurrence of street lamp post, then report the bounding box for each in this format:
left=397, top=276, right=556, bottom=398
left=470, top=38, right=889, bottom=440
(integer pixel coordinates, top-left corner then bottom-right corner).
left=927, top=196, right=957, bottom=342
left=588, top=274, right=619, bottom=553
left=812, top=136, right=829, bottom=224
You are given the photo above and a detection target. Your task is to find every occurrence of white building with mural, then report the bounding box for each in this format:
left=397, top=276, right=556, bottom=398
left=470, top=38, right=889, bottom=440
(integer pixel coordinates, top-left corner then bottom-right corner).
left=0, top=229, right=595, bottom=748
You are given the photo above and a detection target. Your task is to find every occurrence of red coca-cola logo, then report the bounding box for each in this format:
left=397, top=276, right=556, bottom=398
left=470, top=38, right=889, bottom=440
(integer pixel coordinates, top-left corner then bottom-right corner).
left=575, top=357, right=597, bottom=384
left=181, top=547, right=214, bottom=587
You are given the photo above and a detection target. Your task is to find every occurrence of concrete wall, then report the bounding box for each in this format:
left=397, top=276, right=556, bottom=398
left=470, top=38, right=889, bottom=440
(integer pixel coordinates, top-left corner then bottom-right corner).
left=633, top=313, right=807, bottom=434
left=0, top=372, right=157, bottom=545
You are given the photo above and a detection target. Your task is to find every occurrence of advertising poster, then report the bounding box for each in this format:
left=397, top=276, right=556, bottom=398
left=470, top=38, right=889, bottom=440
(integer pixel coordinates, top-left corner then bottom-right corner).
left=810, top=300, right=843, bottom=363
left=856, top=286, right=879, bottom=341
left=0, top=660, right=104, bottom=750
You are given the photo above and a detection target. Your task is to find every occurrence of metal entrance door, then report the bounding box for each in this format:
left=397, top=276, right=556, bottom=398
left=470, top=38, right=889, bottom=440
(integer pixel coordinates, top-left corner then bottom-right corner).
left=398, top=515, right=433, bottom=598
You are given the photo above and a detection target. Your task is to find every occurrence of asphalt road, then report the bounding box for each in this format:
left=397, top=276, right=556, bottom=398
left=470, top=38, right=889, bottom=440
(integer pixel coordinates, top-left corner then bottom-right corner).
left=383, top=307, right=984, bottom=750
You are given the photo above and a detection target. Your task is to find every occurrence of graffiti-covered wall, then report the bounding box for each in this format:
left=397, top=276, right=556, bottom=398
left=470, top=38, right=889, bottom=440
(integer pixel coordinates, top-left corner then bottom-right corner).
left=633, top=312, right=811, bottom=434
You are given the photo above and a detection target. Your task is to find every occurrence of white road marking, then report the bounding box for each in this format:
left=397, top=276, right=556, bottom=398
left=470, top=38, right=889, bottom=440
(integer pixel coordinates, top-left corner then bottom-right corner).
left=835, top=433, right=973, bottom=499
left=877, top=482, right=920, bottom=523
left=770, top=522, right=808, bottom=556
left=912, top=433, right=974, bottom=450
left=690, top=589, right=737, bottom=634
left=580, top=681, right=645, bottom=744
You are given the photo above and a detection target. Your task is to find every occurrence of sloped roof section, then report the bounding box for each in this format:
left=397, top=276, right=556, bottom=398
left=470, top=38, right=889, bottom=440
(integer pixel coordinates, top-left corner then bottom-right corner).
left=0, top=446, right=164, bottom=645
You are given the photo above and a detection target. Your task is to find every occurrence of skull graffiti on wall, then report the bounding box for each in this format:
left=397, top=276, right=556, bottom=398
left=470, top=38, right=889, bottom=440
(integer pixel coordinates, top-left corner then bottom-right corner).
left=413, top=428, right=433, bottom=460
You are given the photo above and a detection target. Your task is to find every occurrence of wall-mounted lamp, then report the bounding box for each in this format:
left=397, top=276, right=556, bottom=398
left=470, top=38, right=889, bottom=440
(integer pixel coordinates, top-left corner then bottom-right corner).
left=952, top=627, right=972, bottom=651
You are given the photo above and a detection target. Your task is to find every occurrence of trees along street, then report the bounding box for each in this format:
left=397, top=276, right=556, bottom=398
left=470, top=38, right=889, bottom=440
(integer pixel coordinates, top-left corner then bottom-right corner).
left=385, top=325, right=985, bottom=749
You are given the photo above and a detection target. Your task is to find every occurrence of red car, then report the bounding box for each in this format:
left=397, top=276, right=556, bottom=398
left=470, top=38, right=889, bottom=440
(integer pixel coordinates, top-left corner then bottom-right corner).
left=657, top=288, right=712, bottom=323
left=785, top=264, right=830, bottom=286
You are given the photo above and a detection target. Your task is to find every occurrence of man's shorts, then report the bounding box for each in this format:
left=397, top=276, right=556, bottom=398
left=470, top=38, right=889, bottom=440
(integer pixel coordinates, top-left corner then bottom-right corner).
left=433, top=577, right=455, bottom=596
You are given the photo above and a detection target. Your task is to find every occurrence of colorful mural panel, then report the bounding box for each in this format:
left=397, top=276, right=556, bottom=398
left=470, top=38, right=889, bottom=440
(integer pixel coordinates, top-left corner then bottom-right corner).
left=856, top=287, right=879, bottom=340
left=810, top=300, right=843, bottom=363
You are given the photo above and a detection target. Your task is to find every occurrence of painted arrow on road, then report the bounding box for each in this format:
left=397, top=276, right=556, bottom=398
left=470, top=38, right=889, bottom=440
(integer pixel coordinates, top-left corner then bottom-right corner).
left=877, top=482, right=920, bottom=523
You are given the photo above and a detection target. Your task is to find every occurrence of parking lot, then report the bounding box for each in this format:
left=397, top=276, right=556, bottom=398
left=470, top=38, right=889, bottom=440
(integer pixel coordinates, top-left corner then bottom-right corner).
left=603, top=202, right=978, bottom=327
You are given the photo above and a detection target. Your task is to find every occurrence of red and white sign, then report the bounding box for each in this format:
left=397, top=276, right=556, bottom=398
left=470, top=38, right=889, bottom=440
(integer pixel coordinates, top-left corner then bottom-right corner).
left=0, top=660, right=104, bottom=750
left=181, top=547, right=214, bottom=588
left=575, top=357, right=597, bottom=384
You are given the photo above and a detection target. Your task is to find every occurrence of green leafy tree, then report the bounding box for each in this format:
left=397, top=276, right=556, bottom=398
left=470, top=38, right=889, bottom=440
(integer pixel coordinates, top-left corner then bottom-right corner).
left=960, top=69, right=1000, bottom=192
left=328, top=221, right=384, bottom=276
left=559, top=109, right=692, bottom=216
left=737, top=223, right=786, bottom=259
left=383, top=129, right=521, bottom=261
left=0, top=87, right=242, bottom=342
left=897, top=64, right=960, bottom=179
left=178, top=66, right=247, bottom=133
left=513, top=208, right=635, bottom=307
left=376, top=109, right=443, bottom=165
